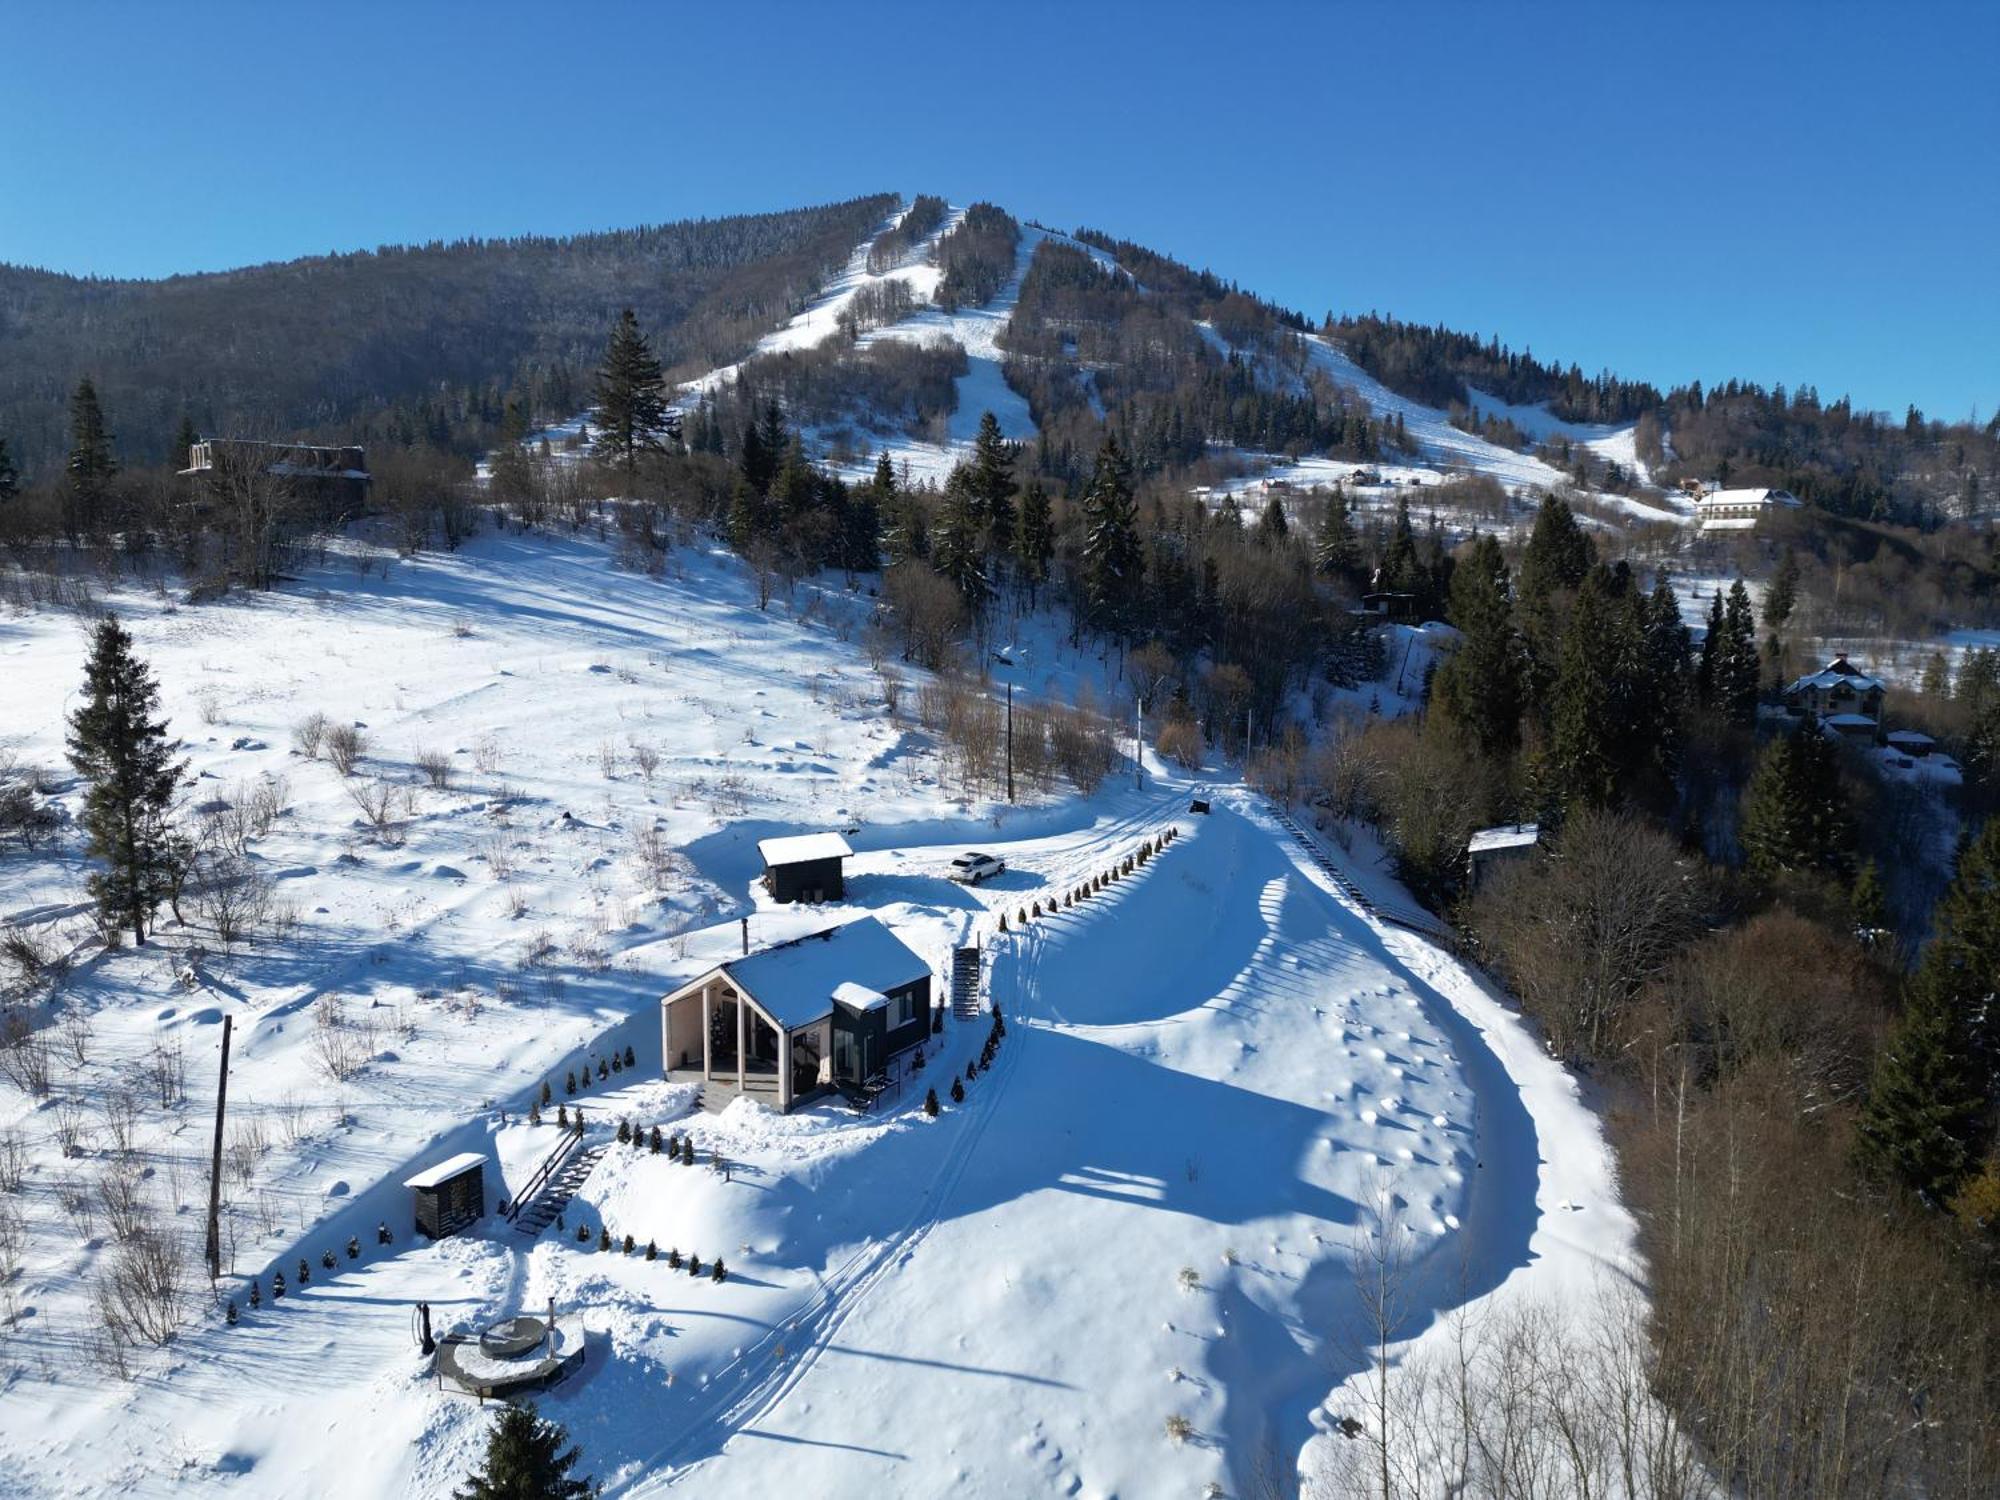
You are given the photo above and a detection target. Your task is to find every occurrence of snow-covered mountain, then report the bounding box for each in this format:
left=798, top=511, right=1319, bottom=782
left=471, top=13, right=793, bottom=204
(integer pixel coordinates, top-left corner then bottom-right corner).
left=651, top=197, right=1681, bottom=536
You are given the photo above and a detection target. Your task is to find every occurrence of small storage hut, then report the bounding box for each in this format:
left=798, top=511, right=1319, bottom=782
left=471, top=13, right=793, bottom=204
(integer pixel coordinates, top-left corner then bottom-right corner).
left=1465, top=823, right=1541, bottom=890
left=405, top=1152, right=487, bottom=1240
left=758, top=831, right=852, bottom=904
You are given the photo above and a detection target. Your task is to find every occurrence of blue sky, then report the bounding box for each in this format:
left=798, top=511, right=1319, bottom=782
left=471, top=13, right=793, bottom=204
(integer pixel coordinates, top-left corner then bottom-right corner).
left=2, top=1, right=1994, bottom=421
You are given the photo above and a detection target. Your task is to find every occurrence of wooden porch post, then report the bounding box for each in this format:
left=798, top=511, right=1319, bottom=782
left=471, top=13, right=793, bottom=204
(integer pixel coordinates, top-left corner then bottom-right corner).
left=701, top=981, right=712, bottom=1083
left=779, top=1027, right=793, bottom=1112
left=735, top=990, right=747, bottom=1086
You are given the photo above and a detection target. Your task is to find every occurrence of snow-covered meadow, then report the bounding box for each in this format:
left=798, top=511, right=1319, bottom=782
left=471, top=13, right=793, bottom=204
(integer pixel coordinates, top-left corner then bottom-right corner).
left=0, top=520, right=1650, bottom=1497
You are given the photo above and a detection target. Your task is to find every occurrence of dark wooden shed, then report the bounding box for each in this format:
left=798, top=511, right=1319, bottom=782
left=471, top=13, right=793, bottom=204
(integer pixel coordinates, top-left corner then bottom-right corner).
left=404, top=1152, right=487, bottom=1239
left=757, top=832, right=853, bottom=904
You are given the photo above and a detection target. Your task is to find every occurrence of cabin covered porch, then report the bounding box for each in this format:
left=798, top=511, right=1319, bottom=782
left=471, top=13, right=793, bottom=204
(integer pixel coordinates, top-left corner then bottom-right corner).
left=661, top=973, right=831, bottom=1112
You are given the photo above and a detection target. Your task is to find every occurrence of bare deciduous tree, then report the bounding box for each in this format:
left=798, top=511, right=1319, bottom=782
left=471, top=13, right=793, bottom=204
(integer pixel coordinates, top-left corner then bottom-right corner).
left=1469, top=808, right=1703, bottom=1062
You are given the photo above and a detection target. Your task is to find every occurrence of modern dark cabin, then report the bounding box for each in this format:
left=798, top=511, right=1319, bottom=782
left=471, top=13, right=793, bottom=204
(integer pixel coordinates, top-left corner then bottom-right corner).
left=404, top=1152, right=487, bottom=1239
left=660, top=916, right=932, bottom=1112
left=757, top=831, right=852, bottom=904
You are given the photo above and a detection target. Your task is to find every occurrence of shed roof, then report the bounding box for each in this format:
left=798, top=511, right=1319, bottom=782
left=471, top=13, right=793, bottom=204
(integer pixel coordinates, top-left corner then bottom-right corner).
left=721, top=916, right=929, bottom=1030
left=403, top=1152, right=486, bottom=1190
left=1886, top=729, right=1936, bottom=746
left=757, top=831, right=853, bottom=867
left=1468, top=823, right=1541, bottom=855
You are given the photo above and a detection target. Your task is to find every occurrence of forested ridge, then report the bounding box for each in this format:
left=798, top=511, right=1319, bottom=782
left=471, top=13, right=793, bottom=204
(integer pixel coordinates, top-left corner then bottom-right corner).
left=0, top=194, right=896, bottom=475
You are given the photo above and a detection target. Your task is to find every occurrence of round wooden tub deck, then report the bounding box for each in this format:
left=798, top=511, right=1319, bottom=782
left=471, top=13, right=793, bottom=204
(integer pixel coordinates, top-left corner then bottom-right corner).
left=436, top=1316, right=584, bottom=1399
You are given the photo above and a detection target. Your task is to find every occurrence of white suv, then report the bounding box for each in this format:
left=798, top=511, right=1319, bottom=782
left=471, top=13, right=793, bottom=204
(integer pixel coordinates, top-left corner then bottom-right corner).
left=949, top=852, right=1005, bottom=884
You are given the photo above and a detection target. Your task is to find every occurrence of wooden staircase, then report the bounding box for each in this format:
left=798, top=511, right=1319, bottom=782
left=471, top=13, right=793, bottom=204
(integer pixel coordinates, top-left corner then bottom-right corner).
left=949, top=945, right=983, bottom=1021
left=509, top=1136, right=608, bottom=1237
left=1269, top=803, right=1453, bottom=942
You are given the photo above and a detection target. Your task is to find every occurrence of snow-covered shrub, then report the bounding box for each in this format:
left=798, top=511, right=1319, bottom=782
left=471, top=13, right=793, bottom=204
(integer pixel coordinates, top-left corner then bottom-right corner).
left=1163, top=1413, right=1192, bottom=1444
left=924, top=1088, right=939, bottom=1117
left=0, top=1010, right=53, bottom=1096
left=291, top=712, right=329, bottom=760
left=413, top=747, right=453, bottom=790
left=94, top=1229, right=189, bottom=1351
left=323, top=723, right=366, bottom=775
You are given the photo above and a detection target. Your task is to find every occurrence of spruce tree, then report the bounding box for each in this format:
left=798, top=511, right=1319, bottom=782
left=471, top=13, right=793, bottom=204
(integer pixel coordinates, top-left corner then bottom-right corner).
left=1851, top=858, right=1889, bottom=947
left=1378, top=496, right=1420, bottom=594
left=1013, top=481, right=1054, bottom=601
left=1764, top=551, right=1800, bottom=629
left=1541, top=570, right=1622, bottom=813
left=0, top=435, right=19, bottom=507
left=931, top=472, right=990, bottom=616
left=1719, top=580, right=1761, bottom=724
left=1739, top=726, right=1851, bottom=879
left=589, top=310, right=669, bottom=475
left=1313, top=486, right=1361, bottom=584
left=967, top=410, right=1015, bottom=540
left=1431, top=533, right=1521, bottom=756
left=1515, top=494, right=1595, bottom=701
left=1696, top=592, right=1728, bottom=712
left=172, top=414, right=200, bottom=472
left=454, top=1402, right=597, bottom=1500
left=1856, top=976, right=1987, bottom=1204
left=65, top=377, right=118, bottom=541
left=1255, top=496, right=1289, bottom=545
left=66, top=616, right=187, bottom=945
left=1906, top=820, right=2000, bottom=1087
left=1079, top=438, right=1142, bottom=638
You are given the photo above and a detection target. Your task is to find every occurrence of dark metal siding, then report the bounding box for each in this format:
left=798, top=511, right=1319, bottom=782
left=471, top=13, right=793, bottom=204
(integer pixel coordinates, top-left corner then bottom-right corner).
left=765, top=855, right=845, bottom=904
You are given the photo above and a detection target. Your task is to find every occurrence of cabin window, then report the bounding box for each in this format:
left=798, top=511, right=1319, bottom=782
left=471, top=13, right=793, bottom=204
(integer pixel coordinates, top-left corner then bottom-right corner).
left=889, top=989, right=916, bottom=1029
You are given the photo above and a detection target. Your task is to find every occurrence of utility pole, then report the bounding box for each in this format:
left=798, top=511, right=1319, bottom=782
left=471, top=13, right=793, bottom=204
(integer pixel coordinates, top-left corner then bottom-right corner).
left=204, top=1013, right=233, bottom=1281
left=1133, top=695, right=1144, bottom=789
left=1005, top=680, right=1015, bottom=804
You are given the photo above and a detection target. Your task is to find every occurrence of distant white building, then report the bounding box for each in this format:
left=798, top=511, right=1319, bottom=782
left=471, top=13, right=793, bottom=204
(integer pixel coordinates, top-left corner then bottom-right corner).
left=1695, top=486, right=1803, bottom=532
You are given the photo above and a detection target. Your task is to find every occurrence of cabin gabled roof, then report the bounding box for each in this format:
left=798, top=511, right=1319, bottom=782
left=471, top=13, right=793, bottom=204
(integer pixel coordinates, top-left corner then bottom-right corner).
left=668, top=916, right=929, bottom=1031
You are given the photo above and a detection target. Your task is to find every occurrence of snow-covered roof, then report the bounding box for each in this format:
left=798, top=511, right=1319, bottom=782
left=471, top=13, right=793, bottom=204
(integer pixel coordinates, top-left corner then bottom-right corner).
left=1885, top=729, right=1935, bottom=746
left=832, top=981, right=888, bottom=1012
left=1787, top=658, right=1884, bottom=695
left=1824, top=713, right=1877, bottom=728
left=721, top=916, right=929, bottom=1030
left=757, top=831, right=853, bottom=867
left=1467, top=823, right=1541, bottom=855
left=403, top=1152, right=486, bottom=1189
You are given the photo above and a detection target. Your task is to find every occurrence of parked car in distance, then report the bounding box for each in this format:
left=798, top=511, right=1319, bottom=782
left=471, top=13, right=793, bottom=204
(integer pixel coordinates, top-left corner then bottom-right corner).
left=949, top=852, right=1005, bottom=884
